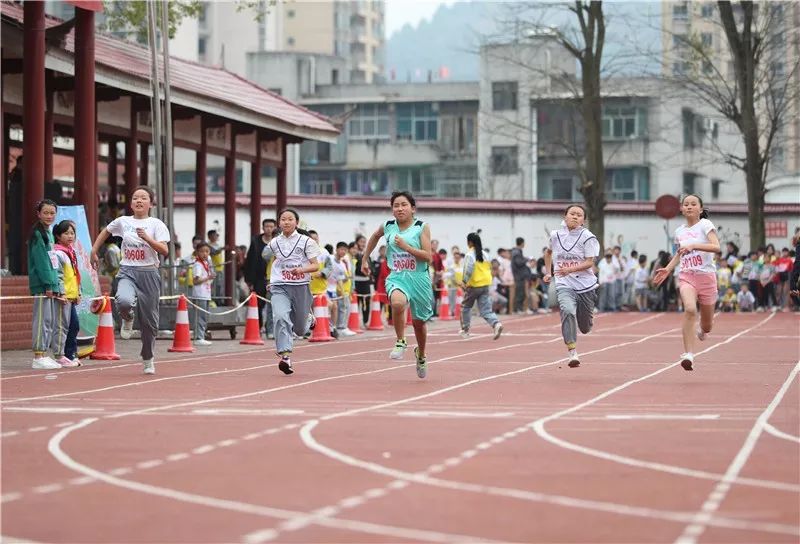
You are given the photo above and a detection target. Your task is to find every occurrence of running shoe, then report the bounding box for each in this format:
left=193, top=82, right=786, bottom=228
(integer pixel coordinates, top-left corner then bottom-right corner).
left=389, top=338, right=407, bottom=360
left=306, top=312, right=316, bottom=331
left=414, top=346, right=427, bottom=379
left=194, top=339, right=213, bottom=346
left=680, top=353, right=694, bottom=371
left=32, top=356, right=61, bottom=370
left=493, top=322, right=504, bottom=340
left=120, top=317, right=134, bottom=340
left=567, top=349, right=581, bottom=368
left=56, top=356, right=80, bottom=368
left=278, top=354, right=294, bottom=375
left=143, top=359, right=155, bottom=375
left=337, top=328, right=357, bottom=337
left=696, top=327, right=706, bottom=342
left=71, top=358, right=83, bottom=367
left=459, top=329, right=470, bottom=339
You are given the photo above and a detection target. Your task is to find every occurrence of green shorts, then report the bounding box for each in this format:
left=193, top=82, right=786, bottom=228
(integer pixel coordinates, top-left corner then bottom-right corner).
left=386, top=272, right=434, bottom=321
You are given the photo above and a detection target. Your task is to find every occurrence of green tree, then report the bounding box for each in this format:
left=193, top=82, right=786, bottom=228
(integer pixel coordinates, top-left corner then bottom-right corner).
left=102, top=1, right=203, bottom=40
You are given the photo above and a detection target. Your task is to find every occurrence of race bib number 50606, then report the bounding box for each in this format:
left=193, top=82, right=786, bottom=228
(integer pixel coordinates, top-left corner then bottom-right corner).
left=392, top=252, right=416, bottom=272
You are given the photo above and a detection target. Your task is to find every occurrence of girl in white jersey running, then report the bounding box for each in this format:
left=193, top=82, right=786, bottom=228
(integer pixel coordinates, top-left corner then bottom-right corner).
left=653, top=194, right=721, bottom=371
left=543, top=204, right=600, bottom=368
left=91, top=186, right=170, bottom=375
left=261, top=208, right=321, bottom=375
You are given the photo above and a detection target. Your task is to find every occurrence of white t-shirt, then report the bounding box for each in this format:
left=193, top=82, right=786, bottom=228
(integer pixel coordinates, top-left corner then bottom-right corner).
left=597, top=258, right=619, bottom=285
left=191, top=258, right=213, bottom=300
left=634, top=266, right=650, bottom=289
left=106, top=216, right=170, bottom=268
left=549, top=226, right=600, bottom=293
left=266, top=231, right=321, bottom=285
left=327, top=257, right=347, bottom=291
left=674, top=218, right=716, bottom=274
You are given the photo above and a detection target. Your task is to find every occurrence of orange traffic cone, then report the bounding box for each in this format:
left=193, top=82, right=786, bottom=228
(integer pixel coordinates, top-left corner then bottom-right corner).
left=90, top=295, right=120, bottom=360
left=438, top=287, right=453, bottom=321
left=406, top=304, right=413, bottom=325
left=454, top=287, right=463, bottom=320
left=347, top=293, right=364, bottom=334
left=240, top=293, right=265, bottom=345
left=367, top=299, right=384, bottom=330
left=309, top=294, right=334, bottom=342
left=168, top=295, right=194, bottom=353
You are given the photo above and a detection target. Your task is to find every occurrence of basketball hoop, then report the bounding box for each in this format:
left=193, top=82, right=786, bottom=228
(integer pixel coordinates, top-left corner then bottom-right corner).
left=655, top=195, right=680, bottom=219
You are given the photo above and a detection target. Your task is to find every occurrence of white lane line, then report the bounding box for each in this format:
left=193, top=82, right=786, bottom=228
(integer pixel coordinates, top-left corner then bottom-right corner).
left=0, top=493, right=23, bottom=504
left=533, top=313, right=800, bottom=493
left=675, top=360, right=800, bottom=544
left=763, top=422, right=800, bottom=445
left=605, top=414, right=720, bottom=420
left=191, top=409, right=305, bottom=416
left=2, top=407, right=104, bottom=413
left=136, top=460, right=164, bottom=470
left=49, top=419, right=500, bottom=544
left=32, top=484, right=63, bottom=495
left=396, top=411, right=515, bottom=419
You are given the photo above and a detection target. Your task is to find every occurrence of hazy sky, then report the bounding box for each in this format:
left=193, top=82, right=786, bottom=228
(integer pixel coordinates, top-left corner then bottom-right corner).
left=385, top=0, right=457, bottom=37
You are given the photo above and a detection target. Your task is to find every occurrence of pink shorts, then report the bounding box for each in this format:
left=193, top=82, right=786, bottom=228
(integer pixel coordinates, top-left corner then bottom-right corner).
left=679, top=270, right=718, bottom=306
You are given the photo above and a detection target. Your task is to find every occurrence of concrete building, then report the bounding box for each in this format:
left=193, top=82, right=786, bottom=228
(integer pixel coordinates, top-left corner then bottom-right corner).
left=661, top=0, right=800, bottom=194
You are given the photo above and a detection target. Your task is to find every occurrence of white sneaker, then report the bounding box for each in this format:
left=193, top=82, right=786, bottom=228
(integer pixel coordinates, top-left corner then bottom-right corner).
left=680, top=352, right=694, bottom=371
left=492, top=322, right=504, bottom=340
left=120, top=317, right=134, bottom=340
left=567, top=349, right=581, bottom=368
left=194, top=339, right=213, bottom=346
left=32, top=356, right=61, bottom=370
left=337, top=328, right=357, bottom=337
left=459, top=329, right=470, bottom=339
left=696, top=327, right=706, bottom=342
left=72, top=358, right=82, bottom=367
left=143, top=359, right=155, bottom=375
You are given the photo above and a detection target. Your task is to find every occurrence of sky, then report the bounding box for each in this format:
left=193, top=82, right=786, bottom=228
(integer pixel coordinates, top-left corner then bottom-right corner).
left=384, top=0, right=458, bottom=37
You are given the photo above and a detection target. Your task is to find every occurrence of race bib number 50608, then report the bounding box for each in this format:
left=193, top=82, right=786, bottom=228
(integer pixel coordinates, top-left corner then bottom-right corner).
left=125, top=248, right=147, bottom=261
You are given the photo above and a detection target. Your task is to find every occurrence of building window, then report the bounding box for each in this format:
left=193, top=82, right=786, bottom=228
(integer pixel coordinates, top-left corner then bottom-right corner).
left=198, top=37, right=206, bottom=56
left=683, top=172, right=697, bottom=195
left=682, top=108, right=696, bottom=149
left=701, top=32, right=712, bottom=47
left=348, top=103, right=390, bottom=140
left=771, top=62, right=785, bottom=77
left=440, top=115, right=477, bottom=156
left=601, top=106, right=647, bottom=140
left=287, top=36, right=295, bottom=46
left=491, top=146, right=518, bottom=175
left=672, top=34, right=688, bottom=49
left=702, top=60, right=714, bottom=75
left=673, top=2, right=688, bottom=19
left=396, top=103, right=438, bottom=142
left=287, top=9, right=295, bottom=18
left=605, top=168, right=649, bottom=201
left=394, top=169, right=435, bottom=195
left=347, top=170, right=389, bottom=195
left=300, top=171, right=345, bottom=195
left=552, top=178, right=573, bottom=200
left=711, top=179, right=723, bottom=199
left=492, top=81, right=518, bottom=111
left=673, top=61, right=689, bottom=75
left=701, top=4, right=714, bottom=17
left=331, top=69, right=339, bottom=84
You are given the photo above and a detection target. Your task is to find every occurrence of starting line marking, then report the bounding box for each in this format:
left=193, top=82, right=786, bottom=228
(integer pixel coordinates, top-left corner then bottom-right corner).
left=604, top=414, right=720, bottom=420
left=396, top=410, right=515, bottom=419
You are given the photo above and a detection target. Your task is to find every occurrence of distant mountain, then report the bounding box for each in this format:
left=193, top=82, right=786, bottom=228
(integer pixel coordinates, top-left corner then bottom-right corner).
left=385, top=1, right=661, bottom=83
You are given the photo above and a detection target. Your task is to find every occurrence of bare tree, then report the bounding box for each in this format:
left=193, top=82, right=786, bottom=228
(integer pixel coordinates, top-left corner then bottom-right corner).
left=663, top=1, right=799, bottom=248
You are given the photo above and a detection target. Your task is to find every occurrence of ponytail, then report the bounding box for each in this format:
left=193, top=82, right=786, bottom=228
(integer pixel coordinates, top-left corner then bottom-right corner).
left=28, top=199, right=58, bottom=246
left=467, top=232, right=484, bottom=262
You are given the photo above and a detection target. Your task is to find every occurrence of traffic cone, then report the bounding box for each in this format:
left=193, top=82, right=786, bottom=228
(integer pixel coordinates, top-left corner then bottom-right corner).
left=90, top=295, right=120, bottom=360
left=438, top=287, right=453, bottom=321
left=168, top=295, right=194, bottom=353
left=240, top=293, right=265, bottom=345
left=406, top=304, right=413, bottom=325
left=367, top=299, right=384, bottom=330
left=347, top=293, right=364, bottom=334
left=454, top=287, right=463, bottom=320
left=309, top=294, right=334, bottom=342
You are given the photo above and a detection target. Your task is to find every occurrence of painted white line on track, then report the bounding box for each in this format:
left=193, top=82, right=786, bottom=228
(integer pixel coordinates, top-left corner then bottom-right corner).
left=763, top=422, right=800, bottom=445
left=2, top=407, right=104, bottom=413
left=605, top=414, right=720, bottom=420
left=396, top=411, right=515, bottom=418
left=191, top=409, right=304, bottom=416
left=675, top=360, right=800, bottom=544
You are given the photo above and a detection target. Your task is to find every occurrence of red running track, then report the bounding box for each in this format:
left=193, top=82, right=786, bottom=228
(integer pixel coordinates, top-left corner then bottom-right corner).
left=1, top=311, right=798, bottom=543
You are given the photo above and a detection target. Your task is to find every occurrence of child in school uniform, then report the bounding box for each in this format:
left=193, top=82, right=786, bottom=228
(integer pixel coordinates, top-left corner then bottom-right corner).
left=191, top=242, right=215, bottom=346
left=52, top=220, right=82, bottom=367
left=28, top=199, right=62, bottom=369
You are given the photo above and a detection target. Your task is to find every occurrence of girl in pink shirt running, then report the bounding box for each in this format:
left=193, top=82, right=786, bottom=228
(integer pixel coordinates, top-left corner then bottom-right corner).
left=653, top=194, right=721, bottom=371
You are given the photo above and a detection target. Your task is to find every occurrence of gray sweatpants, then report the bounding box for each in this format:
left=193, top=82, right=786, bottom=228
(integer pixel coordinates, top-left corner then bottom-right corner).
left=460, top=286, right=499, bottom=332
left=32, top=296, right=56, bottom=354
left=116, top=266, right=162, bottom=360
left=556, top=286, right=597, bottom=347
left=192, top=299, right=209, bottom=340
left=270, top=283, right=313, bottom=355
left=52, top=300, right=72, bottom=357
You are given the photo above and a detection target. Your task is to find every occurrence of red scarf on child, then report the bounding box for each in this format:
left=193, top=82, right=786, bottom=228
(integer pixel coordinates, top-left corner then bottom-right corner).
left=54, top=243, right=81, bottom=286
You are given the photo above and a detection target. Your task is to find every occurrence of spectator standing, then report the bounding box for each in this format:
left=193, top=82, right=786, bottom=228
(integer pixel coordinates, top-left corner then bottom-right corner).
left=244, top=218, right=277, bottom=335
left=511, top=237, right=530, bottom=313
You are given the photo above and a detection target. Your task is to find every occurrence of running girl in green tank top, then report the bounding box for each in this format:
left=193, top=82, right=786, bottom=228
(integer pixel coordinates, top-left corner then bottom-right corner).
left=362, top=191, right=433, bottom=379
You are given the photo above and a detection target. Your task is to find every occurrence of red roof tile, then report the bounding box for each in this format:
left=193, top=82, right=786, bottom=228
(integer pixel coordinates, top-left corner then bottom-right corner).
left=1, top=1, right=338, bottom=139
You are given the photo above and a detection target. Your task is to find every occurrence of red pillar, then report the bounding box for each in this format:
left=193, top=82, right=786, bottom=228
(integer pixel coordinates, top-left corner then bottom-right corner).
left=250, top=131, right=261, bottom=237
left=44, top=71, right=54, bottom=187
left=108, top=140, right=118, bottom=205
left=0, top=111, right=5, bottom=270
left=195, top=117, right=207, bottom=239
left=124, top=101, right=138, bottom=213
left=22, top=1, right=46, bottom=272
left=224, top=126, right=237, bottom=302
left=276, top=138, right=287, bottom=213
left=140, top=142, right=149, bottom=186
left=74, top=7, right=97, bottom=238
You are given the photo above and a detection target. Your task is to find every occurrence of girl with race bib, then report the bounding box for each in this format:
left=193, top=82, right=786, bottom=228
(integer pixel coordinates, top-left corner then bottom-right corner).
left=261, top=208, right=321, bottom=375
left=362, top=191, right=433, bottom=379
left=653, top=194, right=721, bottom=371
left=543, top=204, right=600, bottom=368
left=91, top=186, right=170, bottom=375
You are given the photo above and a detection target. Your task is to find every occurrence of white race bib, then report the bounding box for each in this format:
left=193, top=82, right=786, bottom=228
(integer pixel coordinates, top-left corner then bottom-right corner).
left=392, top=251, right=416, bottom=272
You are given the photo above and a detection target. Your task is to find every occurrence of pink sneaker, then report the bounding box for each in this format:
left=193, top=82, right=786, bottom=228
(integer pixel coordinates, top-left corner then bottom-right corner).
left=57, top=356, right=80, bottom=368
